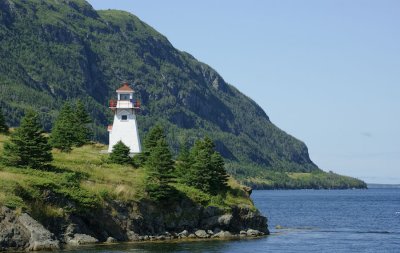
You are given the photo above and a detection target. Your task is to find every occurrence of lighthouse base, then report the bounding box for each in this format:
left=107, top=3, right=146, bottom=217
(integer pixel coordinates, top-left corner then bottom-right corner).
left=108, top=111, right=141, bottom=154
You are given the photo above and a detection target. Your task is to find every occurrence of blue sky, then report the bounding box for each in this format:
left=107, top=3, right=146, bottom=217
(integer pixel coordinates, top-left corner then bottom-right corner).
left=87, top=0, right=400, bottom=184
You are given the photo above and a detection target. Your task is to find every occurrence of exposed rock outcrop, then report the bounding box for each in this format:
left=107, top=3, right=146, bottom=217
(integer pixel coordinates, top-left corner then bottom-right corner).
left=0, top=207, right=59, bottom=251
left=0, top=198, right=268, bottom=251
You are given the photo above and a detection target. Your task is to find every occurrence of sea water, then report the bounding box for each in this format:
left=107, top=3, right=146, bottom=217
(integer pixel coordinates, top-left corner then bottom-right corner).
left=57, top=188, right=400, bottom=253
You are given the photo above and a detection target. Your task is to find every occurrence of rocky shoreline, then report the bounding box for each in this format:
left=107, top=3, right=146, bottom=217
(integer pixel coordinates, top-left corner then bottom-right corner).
left=0, top=198, right=268, bottom=251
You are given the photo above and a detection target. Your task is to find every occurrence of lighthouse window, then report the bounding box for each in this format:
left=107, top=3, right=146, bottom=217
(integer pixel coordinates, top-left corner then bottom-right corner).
left=120, top=94, right=130, bottom=100
left=121, top=115, right=128, bottom=121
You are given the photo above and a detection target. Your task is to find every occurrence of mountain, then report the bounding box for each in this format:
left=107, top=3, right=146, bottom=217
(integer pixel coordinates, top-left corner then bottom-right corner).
left=0, top=0, right=366, bottom=189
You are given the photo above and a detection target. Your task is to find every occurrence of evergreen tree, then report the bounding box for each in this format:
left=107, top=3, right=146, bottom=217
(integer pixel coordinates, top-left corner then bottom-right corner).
left=189, top=146, right=213, bottom=193
left=0, top=108, right=8, bottom=133
left=145, top=135, right=176, bottom=201
left=144, top=124, right=165, bottom=153
left=184, top=137, right=229, bottom=194
left=2, top=110, right=52, bottom=168
left=109, top=141, right=131, bottom=164
left=210, top=151, right=229, bottom=193
left=74, top=100, right=91, bottom=146
left=136, top=124, right=165, bottom=165
left=175, top=141, right=192, bottom=181
left=50, top=102, right=76, bottom=152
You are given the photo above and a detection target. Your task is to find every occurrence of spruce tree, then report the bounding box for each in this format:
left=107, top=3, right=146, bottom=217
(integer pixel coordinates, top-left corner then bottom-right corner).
left=144, top=124, right=165, bottom=153
left=50, top=102, right=76, bottom=152
left=137, top=124, right=165, bottom=165
left=74, top=100, right=91, bottom=146
left=184, top=137, right=229, bottom=194
left=210, top=151, right=229, bottom=193
left=175, top=142, right=192, bottom=182
left=2, top=110, right=52, bottom=168
left=189, top=146, right=213, bottom=193
left=0, top=108, right=8, bottom=133
left=109, top=141, right=131, bottom=164
left=145, top=136, right=176, bottom=201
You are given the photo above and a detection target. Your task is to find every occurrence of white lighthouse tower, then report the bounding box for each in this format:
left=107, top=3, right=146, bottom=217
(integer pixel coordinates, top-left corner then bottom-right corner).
left=108, top=83, right=141, bottom=154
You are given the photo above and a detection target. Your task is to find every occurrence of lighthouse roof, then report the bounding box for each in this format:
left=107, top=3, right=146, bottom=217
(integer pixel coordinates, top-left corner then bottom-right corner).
left=116, top=83, right=134, bottom=93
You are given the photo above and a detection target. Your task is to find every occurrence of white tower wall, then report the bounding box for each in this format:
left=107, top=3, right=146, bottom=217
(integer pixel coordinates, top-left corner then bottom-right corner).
left=108, top=84, right=142, bottom=154
left=108, top=109, right=141, bottom=153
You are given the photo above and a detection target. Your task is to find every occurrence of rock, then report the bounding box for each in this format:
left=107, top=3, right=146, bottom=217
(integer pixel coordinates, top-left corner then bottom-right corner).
left=242, top=186, right=253, bottom=196
left=0, top=207, right=32, bottom=250
left=229, top=206, right=269, bottom=234
left=106, top=237, right=117, bottom=243
left=0, top=189, right=269, bottom=250
left=178, top=230, right=189, bottom=238
left=0, top=207, right=59, bottom=251
left=203, top=206, right=220, bottom=218
left=212, top=230, right=234, bottom=238
left=156, top=235, right=166, bottom=240
left=217, top=214, right=233, bottom=227
left=246, top=229, right=262, bottom=237
left=195, top=230, right=209, bottom=238
left=17, top=213, right=60, bottom=251
left=127, top=231, right=140, bottom=241
left=67, top=234, right=98, bottom=246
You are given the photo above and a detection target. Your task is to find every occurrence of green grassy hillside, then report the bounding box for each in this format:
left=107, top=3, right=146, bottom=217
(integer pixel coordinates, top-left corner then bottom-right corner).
left=0, top=133, right=254, bottom=217
left=0, top=0, right=366, bottom=188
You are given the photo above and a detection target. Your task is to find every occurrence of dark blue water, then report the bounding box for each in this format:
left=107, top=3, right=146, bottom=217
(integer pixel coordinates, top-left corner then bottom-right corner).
left=60, top=189, right=400, bottom=252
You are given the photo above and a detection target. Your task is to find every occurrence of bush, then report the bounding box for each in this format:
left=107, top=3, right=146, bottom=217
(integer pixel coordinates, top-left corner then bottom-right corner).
left=109, top=141, right=131, bottom=164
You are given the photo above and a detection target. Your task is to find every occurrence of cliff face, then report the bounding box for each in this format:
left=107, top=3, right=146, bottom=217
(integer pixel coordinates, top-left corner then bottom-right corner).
left=0, top=199, right=268, bottom=251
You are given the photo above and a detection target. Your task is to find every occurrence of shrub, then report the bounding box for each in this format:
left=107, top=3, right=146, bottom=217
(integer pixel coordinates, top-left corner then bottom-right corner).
left=109, top=141, right=131, bottom=164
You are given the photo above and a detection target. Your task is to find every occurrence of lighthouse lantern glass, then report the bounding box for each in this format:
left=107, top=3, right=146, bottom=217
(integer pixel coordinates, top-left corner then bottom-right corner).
left=119, top=93, right=130, bottom=100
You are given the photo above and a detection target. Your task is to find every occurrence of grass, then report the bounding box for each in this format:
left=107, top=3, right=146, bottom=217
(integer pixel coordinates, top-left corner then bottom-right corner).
left=287, top=172, right=312, bottom=180
left=0, top=133, right=255, bottom=216
left=173, top=177, right=255, bottom=212
left=0, top=133, right=147, bottom=214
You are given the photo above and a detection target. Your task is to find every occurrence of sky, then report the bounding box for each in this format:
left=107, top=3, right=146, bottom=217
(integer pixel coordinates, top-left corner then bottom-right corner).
left=87, top=0, right=400, bottom=184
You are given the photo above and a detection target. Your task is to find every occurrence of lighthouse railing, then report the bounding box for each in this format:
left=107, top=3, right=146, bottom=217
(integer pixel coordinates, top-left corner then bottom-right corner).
left=109, top=99, right=140, bottom=109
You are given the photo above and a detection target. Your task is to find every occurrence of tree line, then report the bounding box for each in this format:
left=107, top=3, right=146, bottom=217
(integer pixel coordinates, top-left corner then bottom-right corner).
left=0, top=103, right=229, bottom=201
left=0, top=101, right=91, bottom=168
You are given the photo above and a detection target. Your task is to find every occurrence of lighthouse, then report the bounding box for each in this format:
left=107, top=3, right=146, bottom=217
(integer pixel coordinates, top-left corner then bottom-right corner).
left=108, top=83, right=141, bottom=154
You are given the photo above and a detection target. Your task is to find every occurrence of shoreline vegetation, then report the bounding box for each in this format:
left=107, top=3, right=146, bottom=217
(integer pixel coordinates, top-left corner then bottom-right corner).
left=0, top=109, right=267, bottom=251
left=242, top=171, right=367, bottom=190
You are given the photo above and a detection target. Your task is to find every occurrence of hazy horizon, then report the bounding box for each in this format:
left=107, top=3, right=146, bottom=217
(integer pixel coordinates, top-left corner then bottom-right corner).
left=87, top=0, right=400, bottom=184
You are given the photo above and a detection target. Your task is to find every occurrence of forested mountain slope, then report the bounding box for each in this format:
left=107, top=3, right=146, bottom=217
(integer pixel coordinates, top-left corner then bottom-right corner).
left=0, top=0, right=366, bottom=188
